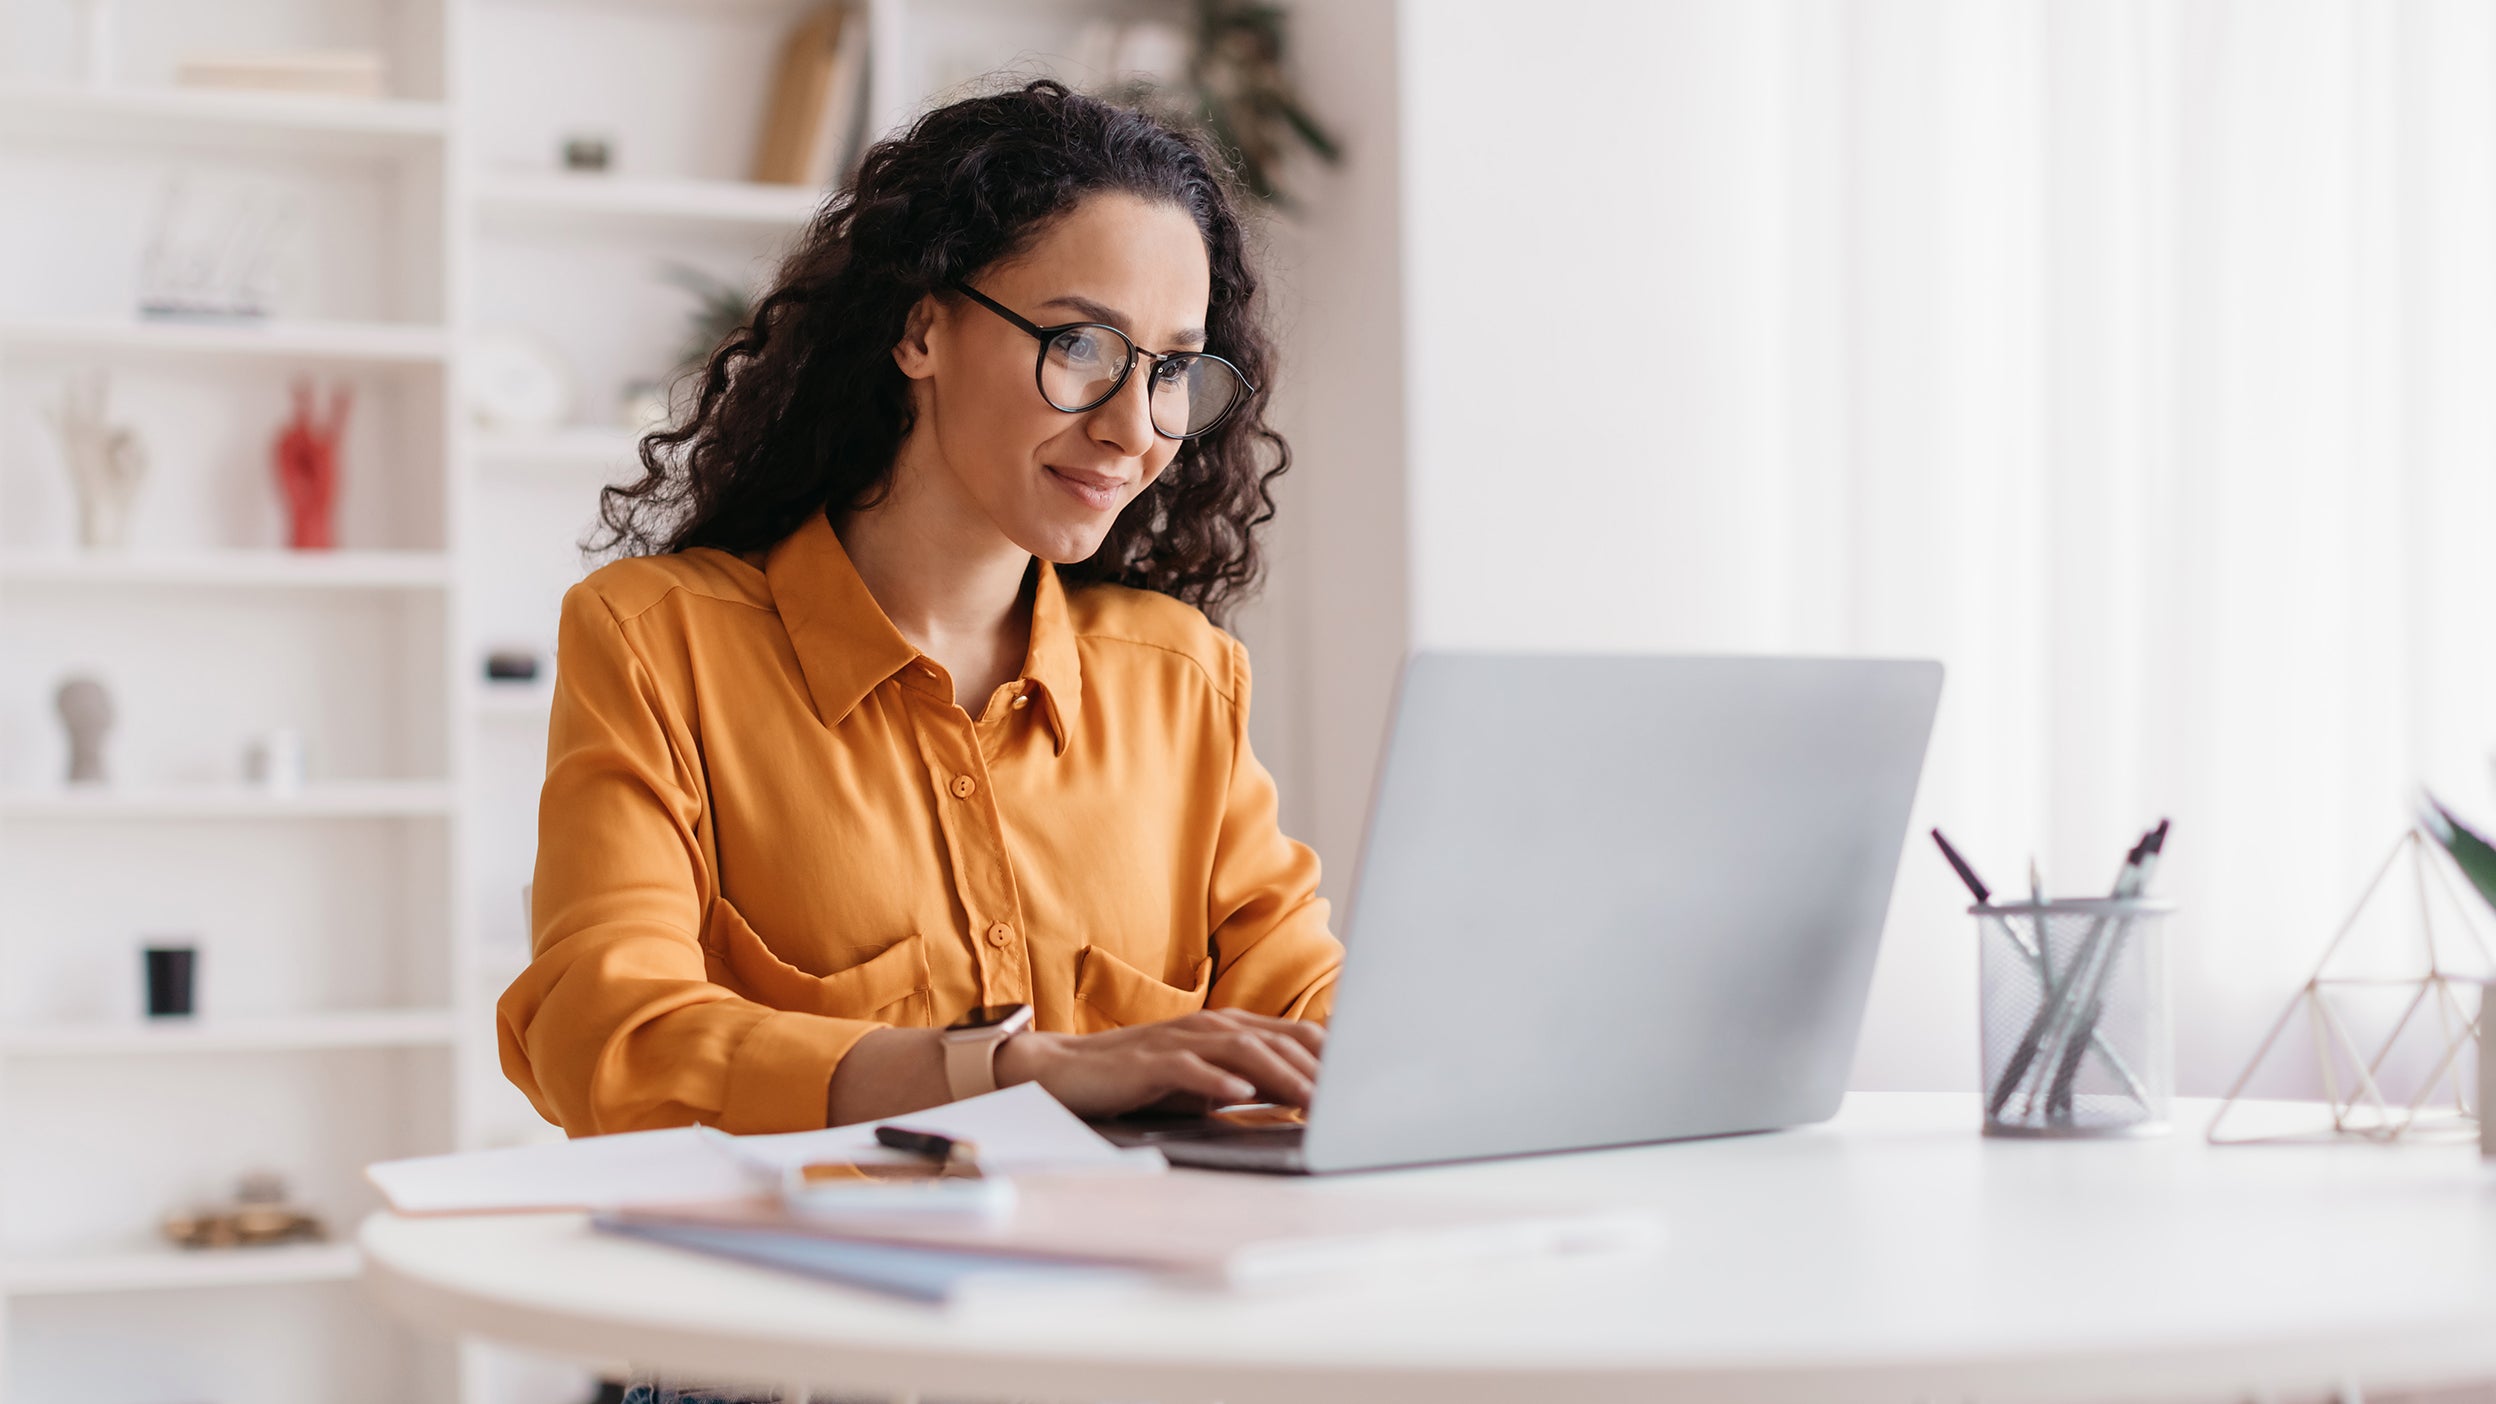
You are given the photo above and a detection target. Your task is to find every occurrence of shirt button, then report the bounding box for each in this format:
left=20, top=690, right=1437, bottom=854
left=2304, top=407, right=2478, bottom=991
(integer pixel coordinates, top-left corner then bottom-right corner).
left=950, top=774, right=976, bottom=799
left=985, top=922, right=1014, bottom=948
left=1010, top=695, right=1030, bottom=709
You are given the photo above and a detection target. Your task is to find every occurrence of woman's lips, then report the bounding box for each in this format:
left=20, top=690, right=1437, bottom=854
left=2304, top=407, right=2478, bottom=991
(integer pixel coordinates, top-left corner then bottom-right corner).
left=1046, top=465, right=1126, bottom=512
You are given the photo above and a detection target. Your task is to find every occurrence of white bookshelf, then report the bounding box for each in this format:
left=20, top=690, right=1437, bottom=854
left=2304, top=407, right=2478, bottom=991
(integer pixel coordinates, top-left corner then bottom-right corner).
left=0, top=548, right=454, bottom=589
left=0, top=81, right=451, bottom=157
left=0, top=781, right=458, bottom=820
left=3, top=1241, right=363, bottom=1296
left=0, top=1, right=1179, bottom=1401
left=0, top=1008, right=460, bottom=1056
left=477, top=170, right=824, bottom=233
left=473, top=424, right=644, bottom=472
left=0, top=315, right=452, bottom=365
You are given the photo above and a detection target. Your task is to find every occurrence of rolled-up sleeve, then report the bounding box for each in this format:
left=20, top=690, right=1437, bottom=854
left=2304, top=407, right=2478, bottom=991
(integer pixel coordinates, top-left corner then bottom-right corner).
left=1203, top=635, right=1343, bottom=1022
left=494, top=581, right=882, bottom=1136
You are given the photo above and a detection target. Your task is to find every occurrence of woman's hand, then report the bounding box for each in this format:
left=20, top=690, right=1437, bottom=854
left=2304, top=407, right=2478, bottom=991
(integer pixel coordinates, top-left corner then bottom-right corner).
left=992, top=1010, right=1324, bottom=1119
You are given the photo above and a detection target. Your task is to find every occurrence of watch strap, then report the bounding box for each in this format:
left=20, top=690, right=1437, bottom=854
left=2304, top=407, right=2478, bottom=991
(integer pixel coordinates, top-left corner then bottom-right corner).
left=943, top=1027, right=1007, bottom=1101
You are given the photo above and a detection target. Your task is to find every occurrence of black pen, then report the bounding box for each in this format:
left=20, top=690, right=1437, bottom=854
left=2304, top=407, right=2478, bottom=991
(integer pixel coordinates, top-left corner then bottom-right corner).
left=1931, top=828, right=1992, bottom=905
left=875, top=1124, right=982, bottom=1172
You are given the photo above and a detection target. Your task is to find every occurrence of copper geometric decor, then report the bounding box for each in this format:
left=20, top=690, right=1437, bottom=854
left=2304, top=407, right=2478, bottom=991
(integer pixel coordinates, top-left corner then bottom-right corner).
left=2208, top=827, right=2496, bottom=1146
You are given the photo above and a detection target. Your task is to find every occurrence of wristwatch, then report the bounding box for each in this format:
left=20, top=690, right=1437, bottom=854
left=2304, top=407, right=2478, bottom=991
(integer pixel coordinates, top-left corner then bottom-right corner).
left=940, top=1003, right=1033, bottom=1101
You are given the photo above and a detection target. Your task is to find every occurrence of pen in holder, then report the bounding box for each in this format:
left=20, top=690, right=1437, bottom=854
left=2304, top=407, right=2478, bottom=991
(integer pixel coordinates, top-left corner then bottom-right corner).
left=1977, top=897, right=2175, bottom=1138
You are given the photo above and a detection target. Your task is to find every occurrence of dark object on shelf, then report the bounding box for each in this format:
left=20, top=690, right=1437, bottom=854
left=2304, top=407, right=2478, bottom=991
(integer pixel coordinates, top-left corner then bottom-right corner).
left=144, top=943, right=197, bottom=1017
left=562, top=134, right=613, bottom=172
left=163, top=1171, right=329, bottom=1250
left=1109, top=0, right=1344, bottom=207
left=484, top=649, right=542, bottom=682
left=272, top=377, right=349, bottom=550
left=55, top=674, right=114, bottom=785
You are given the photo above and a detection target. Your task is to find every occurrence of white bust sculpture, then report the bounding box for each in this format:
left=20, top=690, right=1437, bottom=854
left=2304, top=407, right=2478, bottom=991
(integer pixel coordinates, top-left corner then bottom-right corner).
left=56, top=675, right=113, bottom=785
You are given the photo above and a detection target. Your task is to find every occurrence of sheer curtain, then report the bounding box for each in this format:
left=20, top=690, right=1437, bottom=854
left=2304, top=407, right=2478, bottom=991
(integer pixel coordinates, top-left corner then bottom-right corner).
left=1771, top=0, right=2496, bottom=1093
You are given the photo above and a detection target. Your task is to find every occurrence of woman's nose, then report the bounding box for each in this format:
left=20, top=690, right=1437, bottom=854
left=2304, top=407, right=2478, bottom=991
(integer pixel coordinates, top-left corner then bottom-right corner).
left=1086, top=361, right=1158, bottom=455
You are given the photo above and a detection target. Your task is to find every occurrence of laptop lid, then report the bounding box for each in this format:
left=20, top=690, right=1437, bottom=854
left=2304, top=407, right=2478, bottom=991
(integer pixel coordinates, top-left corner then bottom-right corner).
left=1300, top=652, right=1943, bottom=1174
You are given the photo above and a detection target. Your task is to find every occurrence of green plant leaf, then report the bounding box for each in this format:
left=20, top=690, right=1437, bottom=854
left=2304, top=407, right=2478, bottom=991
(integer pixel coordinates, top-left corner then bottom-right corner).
left=2422, top=790, right=2496, bottom=916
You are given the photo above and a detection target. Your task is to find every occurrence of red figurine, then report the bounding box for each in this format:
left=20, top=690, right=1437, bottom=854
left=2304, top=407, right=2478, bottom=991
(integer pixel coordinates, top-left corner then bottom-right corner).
left=272, top=378, right=349, bottom=550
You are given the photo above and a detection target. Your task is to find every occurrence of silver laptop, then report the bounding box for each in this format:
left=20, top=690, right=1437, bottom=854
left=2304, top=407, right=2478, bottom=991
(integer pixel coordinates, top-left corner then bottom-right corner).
left=1098, top=651, right=1943, bottom=1174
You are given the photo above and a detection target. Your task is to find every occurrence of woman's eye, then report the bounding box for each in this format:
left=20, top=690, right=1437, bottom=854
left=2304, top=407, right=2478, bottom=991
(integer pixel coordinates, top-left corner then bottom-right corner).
left=1055, top=331, right=1107, bottom=364
left=1152, top=357, right=1193, bottom=384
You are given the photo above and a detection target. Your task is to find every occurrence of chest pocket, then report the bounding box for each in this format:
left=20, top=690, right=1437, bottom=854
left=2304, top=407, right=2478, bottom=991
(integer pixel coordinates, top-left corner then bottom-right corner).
left=1072, top=944, right=1211, bottom=1033
left=701, top=896, right=934, bottom=1027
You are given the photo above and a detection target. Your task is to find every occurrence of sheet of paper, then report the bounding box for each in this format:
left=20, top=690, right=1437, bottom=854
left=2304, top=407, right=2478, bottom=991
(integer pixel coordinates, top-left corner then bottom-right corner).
left=368, top=1083, right=1157, bottom=1216
left=729, top=1082, right=1164, bottom=1176
left=366, top=1126, right=755, bottom=1215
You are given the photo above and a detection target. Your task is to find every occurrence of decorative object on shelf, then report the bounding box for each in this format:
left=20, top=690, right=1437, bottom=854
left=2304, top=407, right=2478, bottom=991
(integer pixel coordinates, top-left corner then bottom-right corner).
left=659, top=261, right=754, bottom=384
left=484, top=648, right=543, bottom=683
left=43, top=369, right=148, bottom=549
left=138, top=175, right=296, bottom=322
left=242, top=728, right=305, bottom=793
left=465, top=328, right=575, bottom=432
left=2208, top=812, right=2496, bottom=1146
left=750, top=2, right=867, bottom=188
left=1083, top=0, right=1343, bottom=207
left=173, top=49, right=387, bottom=99
left=143, top=942, right=197, bottom=1018
left=162, top=1171, right=328, bottom=1250
left=619, top=378, right=671, bottom=432
left=55, top=674, right=114, bottom=785
left=272, top=378, right=350, bottom=550
left=561, top=133, right=614, bottom=173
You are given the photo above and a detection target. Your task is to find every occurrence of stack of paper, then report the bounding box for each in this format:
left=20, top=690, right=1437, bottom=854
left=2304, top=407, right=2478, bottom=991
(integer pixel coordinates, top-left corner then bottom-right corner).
left=367, top=1084, right=1659, bottom=1304
left=604, top=1173, right=1659, bottom=1301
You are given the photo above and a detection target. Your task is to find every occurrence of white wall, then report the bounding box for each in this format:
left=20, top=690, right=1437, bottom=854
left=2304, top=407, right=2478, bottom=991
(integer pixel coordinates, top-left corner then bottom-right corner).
left=1238, top=0, right=1409, bottom=906
left=1391, top=0, right=2496, bottom=1099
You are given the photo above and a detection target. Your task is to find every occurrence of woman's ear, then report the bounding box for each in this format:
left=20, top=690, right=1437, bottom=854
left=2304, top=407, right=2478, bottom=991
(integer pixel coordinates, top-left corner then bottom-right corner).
left=892, top=293, right=941, bottom=380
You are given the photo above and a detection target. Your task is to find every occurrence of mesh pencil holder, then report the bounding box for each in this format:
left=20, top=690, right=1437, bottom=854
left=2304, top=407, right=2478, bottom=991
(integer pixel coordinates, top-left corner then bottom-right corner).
left=1976, top=898, right=2175, bottom=1138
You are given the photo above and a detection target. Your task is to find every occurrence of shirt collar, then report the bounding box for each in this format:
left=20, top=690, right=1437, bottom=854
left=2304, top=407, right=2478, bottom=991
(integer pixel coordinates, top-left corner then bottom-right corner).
left=762, top=507, right=1083, bottom=755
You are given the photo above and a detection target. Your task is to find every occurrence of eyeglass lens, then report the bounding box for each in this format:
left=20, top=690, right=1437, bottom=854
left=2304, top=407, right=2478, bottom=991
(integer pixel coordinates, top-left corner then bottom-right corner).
left=1041, top=326, right=1245, bottom=438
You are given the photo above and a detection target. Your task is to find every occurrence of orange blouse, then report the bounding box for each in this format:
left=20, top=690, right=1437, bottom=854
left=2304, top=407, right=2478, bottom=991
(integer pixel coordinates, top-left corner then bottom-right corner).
left=497, top=506, right=1342, bottom=1136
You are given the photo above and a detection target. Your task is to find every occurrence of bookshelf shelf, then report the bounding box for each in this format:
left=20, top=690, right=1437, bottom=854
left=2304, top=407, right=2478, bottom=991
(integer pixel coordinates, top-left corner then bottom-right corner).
left=472, top=426, right=647, bottom=472
left=0, top=1009, right=460, bottom=1058
left=0, top=316, right=451, bottom=367
left=0, top=782, right=457, bottom=820
left=0, top=82, right=448, bottom=158
left=0, top=550, right=454, bottom=590
left=476, top=171, right=824, bottom=234
left=2, top=1242, right=363, bottom=1296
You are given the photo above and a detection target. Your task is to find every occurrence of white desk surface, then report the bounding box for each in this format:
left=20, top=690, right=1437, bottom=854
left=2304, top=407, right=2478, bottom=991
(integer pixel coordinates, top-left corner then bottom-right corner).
left=360, top=1093, right=2496, bottom=1404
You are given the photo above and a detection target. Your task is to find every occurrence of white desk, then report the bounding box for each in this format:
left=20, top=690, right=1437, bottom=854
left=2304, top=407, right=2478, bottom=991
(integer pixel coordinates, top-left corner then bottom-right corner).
left=360, top=1093, right=2496, bottom=1403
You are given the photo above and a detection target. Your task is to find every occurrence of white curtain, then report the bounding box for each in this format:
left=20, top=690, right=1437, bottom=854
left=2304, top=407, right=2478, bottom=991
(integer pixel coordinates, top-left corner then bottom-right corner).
left=1771, top=0, right=2496, bottom=1095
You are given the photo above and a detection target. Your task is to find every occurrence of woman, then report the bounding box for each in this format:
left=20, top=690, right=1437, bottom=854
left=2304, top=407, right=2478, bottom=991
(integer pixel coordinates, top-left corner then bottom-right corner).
left=498, top=79, right=1340, bottom=1145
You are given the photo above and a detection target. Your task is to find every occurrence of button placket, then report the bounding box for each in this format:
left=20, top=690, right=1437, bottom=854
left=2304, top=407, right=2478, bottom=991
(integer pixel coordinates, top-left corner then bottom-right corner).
left=908, top=694, right=1030, bottom=1004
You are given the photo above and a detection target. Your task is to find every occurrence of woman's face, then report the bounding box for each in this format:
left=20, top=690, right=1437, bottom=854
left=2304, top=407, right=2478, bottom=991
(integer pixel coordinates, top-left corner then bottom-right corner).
left=893, top=191, right=1213, bottom=564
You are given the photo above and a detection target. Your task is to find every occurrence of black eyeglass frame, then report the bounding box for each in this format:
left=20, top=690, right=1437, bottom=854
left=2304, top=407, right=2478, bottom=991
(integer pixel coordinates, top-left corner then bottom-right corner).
left=950, top=280, right=1254, bottom=440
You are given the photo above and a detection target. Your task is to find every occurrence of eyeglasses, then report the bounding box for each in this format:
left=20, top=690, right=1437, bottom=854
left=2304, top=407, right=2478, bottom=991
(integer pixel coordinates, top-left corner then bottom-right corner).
left=951, top=281, right=1252, bottom=440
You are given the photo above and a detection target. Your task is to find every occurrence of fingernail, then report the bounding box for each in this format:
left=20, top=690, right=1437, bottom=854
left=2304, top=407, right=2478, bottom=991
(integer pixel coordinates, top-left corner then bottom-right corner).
left=1225, top=1079, right=1254, bottom=1100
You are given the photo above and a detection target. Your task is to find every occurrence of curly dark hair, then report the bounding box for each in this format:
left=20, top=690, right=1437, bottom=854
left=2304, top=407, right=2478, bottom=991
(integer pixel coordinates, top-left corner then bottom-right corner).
left=586, top=78, right=1288, bottom=628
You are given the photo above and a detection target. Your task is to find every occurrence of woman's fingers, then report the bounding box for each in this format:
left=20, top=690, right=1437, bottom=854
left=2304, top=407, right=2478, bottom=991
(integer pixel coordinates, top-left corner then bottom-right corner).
left=1181, top=1027, right=1316, bottom=1106
left=1203, top=1009, right=1326, bottom=1056
left=1151, top=1049, right=1253, bottom=1106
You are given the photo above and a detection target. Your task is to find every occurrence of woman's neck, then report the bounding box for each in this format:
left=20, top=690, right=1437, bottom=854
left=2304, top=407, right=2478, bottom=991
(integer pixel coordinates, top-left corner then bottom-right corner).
left=833, top=453, right=1034, bottom=703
